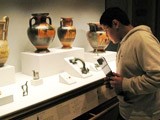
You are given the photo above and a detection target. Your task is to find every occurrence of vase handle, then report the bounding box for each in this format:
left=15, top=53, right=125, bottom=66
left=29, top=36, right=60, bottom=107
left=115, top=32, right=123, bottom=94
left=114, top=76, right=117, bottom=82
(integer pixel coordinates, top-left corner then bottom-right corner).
left=88, top=23, right=97, bottom=32
left=29, top=17, right=35, bottom=28
left=3, top=16, right=9, bottom=40
left=70, top=19, right=73, bottom=26
left=46, top=17, right=52, bottom=25
left=60, top=18, right=63, bottom=27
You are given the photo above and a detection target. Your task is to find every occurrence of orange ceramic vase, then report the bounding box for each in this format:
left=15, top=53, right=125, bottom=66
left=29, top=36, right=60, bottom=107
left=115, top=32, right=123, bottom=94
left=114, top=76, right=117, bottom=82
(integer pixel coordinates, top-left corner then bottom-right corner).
left=57, top=17, right=76, bottom=48
left=27, top=13, right=55, bottom=53
left=87, top=22, right=110, bottom=52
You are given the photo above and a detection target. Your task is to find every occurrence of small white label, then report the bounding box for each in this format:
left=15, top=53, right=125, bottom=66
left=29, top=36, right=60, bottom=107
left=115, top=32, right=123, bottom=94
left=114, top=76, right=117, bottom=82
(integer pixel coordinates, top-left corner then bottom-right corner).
left=59, top=72, right=76, bottom=85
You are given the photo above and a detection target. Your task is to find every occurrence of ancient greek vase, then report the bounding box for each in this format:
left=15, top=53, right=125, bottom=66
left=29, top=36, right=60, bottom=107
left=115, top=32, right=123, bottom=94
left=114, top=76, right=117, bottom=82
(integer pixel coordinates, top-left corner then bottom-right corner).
left=57, top=17, right=76, bottom=48
left=0, top=16, right=9, bottom=67
left=27, top=13, right=55, bottom=53
left=87, top=22, right=110, bottom=52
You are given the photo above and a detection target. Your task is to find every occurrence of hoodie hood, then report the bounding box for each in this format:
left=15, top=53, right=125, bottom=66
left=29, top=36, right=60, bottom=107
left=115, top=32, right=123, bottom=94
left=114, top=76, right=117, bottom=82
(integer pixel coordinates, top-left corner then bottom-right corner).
left=121, top=25, right=153, bottom=44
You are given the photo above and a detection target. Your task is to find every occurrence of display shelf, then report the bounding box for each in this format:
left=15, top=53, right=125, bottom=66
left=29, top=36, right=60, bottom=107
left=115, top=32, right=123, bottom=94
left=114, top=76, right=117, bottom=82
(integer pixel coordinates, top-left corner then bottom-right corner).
left=0, top=49, right=117, bottom=120
left=21, top=47, right=84, bottom=78
left=0, top=59, right=116, bottom=119
left=0, top=69, right=107, bottom=120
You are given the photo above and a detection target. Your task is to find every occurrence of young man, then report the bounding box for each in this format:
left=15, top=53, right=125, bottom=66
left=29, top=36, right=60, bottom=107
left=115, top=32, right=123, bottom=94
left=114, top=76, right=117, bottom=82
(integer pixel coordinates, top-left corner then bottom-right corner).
left=100, top=7, right=160, bottom=120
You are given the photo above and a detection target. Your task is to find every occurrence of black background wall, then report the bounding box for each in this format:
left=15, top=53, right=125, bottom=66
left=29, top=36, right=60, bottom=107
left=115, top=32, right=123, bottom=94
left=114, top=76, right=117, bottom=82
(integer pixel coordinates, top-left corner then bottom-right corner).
left=105, top=0, right=160, bottom=41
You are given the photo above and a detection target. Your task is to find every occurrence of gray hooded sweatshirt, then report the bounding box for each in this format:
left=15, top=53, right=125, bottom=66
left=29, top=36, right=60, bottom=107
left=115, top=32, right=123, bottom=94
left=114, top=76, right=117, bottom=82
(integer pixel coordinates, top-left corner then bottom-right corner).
left=116, top=25, right=160, bottom=120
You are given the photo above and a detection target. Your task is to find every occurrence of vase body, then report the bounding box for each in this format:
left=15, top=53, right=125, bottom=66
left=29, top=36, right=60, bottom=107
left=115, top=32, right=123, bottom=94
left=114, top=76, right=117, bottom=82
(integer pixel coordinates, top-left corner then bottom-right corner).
left=27, top=13, right=55, bottom=53
left=57, top=17, right=76, bottom=48
left=0, top=16, right=9, bottom=67
left=87, top=22, right=110, bottom=52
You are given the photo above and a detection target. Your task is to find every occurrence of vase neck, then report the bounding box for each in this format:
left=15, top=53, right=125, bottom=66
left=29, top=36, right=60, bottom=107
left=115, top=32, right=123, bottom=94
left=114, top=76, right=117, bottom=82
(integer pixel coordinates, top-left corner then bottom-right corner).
left=32, top=13, right=49, bottom=24
left=35, top=17, right=47, bottom=24
left=60, top=18, right=73, bottom=27
left=88, top=23, right=103, bottom=32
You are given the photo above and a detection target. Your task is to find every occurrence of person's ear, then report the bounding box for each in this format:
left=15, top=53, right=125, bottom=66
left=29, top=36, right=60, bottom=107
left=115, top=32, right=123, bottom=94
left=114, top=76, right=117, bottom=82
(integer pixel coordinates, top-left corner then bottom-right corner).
left=112, top=19, right=119, bottom=29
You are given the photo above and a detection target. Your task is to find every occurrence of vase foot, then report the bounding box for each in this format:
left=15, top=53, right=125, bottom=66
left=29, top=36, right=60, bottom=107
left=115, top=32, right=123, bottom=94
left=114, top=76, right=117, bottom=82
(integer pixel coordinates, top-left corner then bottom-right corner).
left=93, top=49, right=105, bottom=53
left=61, top=46, right=72, bottom=49
left=35, top=49, right=50, bottom=53
left=0, top=63, right=4, bottom=67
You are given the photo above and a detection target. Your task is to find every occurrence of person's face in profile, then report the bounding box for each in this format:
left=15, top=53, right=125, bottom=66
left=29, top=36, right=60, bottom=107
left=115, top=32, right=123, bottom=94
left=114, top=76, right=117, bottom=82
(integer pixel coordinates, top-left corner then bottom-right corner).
left=102, top=19, right=121, bottom=44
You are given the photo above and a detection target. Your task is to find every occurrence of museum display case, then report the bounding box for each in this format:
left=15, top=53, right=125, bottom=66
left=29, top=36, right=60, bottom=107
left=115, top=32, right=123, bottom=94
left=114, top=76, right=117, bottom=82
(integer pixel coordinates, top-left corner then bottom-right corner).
left=0, top=0, right=121, bottom=119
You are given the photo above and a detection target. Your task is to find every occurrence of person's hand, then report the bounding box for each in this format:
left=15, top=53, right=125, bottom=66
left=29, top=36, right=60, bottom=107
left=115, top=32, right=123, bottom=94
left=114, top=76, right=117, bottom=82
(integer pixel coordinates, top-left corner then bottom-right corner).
left=110, top=72, right=123, bottom=89
left=110, top=72, right=123, bottom=92
left=103, top=76, right=113, bottom=89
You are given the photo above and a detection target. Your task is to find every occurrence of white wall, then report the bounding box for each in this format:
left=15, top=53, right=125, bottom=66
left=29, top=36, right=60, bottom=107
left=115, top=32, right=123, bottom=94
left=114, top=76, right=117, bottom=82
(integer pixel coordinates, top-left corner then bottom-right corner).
left=0, top=0, right=105, bottom=72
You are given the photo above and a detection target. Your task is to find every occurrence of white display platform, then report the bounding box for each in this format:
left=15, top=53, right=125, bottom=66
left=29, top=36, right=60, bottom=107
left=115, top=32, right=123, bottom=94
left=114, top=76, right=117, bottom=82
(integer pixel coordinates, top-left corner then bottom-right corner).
left=64, top=57, right=92, bottom=78
left=31, top=79, right=43, bottom=86
left=84, top=51, right=117, bottom=63
left=0, top=65, right=15, bottom=87
left=21, top=47, right=84, bottom=77
left=0, top=92, right=13, bottom=106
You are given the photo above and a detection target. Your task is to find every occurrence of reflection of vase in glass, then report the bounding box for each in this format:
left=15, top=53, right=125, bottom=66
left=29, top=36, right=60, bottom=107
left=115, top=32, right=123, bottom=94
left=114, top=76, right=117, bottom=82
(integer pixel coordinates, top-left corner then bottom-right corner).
left=87, top=22, right=110, bottom=52
left=57, top=17, right=76, bottom=48
left=27, top=13, right=55, bottom=53
left=0, top=16, right=9, bottom=67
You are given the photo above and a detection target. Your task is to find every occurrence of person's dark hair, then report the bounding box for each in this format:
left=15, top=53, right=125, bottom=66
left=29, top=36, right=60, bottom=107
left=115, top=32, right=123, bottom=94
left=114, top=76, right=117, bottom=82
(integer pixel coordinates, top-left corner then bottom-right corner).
left=100, top=7, right=130, bottom=27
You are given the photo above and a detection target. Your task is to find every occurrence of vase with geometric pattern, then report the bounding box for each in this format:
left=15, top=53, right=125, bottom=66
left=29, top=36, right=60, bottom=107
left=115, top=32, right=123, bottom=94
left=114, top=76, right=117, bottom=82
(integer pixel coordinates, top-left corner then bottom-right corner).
left=57, top=17, right=76, bottom=48
left=87, top=22, right=110, bottom=52
left=27, top=13, right=55, bottom=53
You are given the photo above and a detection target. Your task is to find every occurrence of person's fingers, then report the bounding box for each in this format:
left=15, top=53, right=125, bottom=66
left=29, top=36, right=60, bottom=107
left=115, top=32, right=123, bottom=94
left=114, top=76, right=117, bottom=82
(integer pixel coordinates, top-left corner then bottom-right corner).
left=112, top=72, right=121, bottom=77
left=103, top=76, right=110, bottom=81
left=110, top=80, right=116, bottom=87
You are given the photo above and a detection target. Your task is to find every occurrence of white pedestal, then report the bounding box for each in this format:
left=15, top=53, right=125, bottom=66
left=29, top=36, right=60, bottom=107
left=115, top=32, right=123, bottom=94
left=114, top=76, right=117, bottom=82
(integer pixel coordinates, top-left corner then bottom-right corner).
left=0, top=65, right=15, bottom=87
left=84, top=51, right=117, bottom=63
left=31, top=79, right=43, bottom=86
left=21, top=47, right=84, bottom=77
left=0, top=91, right=14, bottom=106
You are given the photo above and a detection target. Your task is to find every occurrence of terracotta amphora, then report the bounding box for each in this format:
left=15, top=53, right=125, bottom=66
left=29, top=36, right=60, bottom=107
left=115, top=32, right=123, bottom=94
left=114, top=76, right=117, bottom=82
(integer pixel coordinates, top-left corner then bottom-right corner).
left=57, top=17, right=76, bottom=48
left=27, top=13, right=55, bottom=53
left=0, top=16, right=9, bottom=67
left=87, top=22, right=110, bottom=52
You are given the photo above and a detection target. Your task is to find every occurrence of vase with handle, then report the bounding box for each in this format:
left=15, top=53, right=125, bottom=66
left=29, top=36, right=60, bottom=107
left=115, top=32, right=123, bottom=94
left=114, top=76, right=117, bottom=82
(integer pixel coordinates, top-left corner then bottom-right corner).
left=57, top=17, right=76, bottom=48
left=0, top=16, right=9, bottom=67
left=27, top=13, right=55, bottom=53
left=87, top=22, right=110, bottom=52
